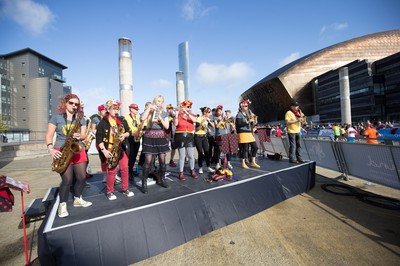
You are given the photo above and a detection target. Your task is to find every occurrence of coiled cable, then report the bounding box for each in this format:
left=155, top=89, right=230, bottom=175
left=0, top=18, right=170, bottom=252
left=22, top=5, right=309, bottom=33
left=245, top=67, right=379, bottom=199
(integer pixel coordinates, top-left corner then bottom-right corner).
left=321, top=183, right=400, bottom=210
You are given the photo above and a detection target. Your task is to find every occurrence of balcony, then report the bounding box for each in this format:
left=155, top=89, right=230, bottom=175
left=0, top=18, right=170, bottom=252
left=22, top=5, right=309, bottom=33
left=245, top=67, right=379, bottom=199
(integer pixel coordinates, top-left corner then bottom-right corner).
left=51, top=74, right=66, bottom=83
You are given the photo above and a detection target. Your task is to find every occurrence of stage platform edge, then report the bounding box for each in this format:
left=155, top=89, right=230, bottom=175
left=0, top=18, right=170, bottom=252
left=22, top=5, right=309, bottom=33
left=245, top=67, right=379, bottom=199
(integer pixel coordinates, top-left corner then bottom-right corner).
left=38, top=161, right=315, bottom=266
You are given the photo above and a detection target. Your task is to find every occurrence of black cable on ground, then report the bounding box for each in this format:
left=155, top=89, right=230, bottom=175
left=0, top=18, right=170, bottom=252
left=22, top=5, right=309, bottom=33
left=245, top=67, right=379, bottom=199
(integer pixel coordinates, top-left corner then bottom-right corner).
left=321, top=183, right=400, bottom=210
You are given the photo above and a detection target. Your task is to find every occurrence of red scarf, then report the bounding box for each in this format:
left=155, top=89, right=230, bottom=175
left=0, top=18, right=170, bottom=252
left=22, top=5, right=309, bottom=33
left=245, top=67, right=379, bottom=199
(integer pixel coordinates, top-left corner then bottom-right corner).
left=292, top=110, right=301, bottom=118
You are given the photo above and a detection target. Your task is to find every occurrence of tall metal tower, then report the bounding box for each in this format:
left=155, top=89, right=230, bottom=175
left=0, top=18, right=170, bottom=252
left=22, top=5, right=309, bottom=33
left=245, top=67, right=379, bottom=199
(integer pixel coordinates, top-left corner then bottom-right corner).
left=178, top=41, right=190, bottom=100
left=176, top=71, right=185, bottom=106
left=118, top=38, right=133, bottom=116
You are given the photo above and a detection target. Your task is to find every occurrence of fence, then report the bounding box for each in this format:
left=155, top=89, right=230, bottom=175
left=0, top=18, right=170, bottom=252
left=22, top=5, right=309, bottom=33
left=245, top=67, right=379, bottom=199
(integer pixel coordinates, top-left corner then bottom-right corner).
left=262, top=135, right=400, bottom=189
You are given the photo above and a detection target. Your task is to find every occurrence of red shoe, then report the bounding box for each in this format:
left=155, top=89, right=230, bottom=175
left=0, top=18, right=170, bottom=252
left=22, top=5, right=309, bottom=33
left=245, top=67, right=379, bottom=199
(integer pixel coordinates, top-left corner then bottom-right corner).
left=178, top=172, right=185, bottom=181
left=191, top=169, right=198, bottom=179
left=169, top=160, right=177, bottom=167
left=86, top=173, right=93, bottom=179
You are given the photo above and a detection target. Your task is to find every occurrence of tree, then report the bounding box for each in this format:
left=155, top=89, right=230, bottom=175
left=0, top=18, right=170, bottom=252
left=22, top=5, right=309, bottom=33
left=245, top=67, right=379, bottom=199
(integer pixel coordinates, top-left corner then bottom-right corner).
left=0, top=116, right=10, bottom=132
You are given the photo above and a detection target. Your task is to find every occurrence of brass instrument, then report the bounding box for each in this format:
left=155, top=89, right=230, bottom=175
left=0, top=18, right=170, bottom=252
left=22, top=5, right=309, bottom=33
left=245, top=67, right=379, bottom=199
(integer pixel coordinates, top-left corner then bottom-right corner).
left=52, top=112, right=83, bottom=174
left=247, top=110, right=258, bottom=127
left=134, top=117, right=146, bottom=142
left=299, top=109, right=307, bottom=125
left=83, top=117, right=95, bottom=151
left=107, top=124, right=125, bottom=169
left=244, top=110, right=258, bottom=132
left=135, top=107, right=156, bottom=142
left=152, top=106, right=161, bottom=122
left=224, top=116, right=236, bottom=133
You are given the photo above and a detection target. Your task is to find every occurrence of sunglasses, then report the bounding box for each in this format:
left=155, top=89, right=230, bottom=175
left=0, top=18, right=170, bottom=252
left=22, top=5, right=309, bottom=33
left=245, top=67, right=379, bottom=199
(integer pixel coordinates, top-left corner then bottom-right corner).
left=242, top=105, right=248, bottom=107
left=186, top=106, right=192, bottom=109
left=68, top=101, right=80, bottom=107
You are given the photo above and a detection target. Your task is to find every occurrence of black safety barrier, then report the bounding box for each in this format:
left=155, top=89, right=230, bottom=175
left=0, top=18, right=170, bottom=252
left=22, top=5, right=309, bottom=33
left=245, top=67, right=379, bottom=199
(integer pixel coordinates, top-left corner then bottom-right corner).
left=264, top=136, right=400, bottom=189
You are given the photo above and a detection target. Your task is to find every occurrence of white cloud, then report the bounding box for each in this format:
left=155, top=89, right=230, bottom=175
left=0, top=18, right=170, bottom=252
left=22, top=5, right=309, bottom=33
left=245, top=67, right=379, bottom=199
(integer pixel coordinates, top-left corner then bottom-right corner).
left=196, top=62, right=254, bottom=88
left=320, top=22, right=348, bottom=35
left=320, top=25, right=326, bottom=35
left=1, top=0, right=55, bottom=35
left=333, top=22, right=348, bottom=31
left=279, top=52, right=300, bottom=67
left=150, top=79, right=173, bottom=89
left=181, top=0, right=215, bottom=20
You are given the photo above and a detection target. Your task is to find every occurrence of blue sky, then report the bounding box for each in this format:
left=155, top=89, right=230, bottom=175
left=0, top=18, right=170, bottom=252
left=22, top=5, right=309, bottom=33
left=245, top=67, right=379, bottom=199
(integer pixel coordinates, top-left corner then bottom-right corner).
left=1, top=0, right=399, bottom=117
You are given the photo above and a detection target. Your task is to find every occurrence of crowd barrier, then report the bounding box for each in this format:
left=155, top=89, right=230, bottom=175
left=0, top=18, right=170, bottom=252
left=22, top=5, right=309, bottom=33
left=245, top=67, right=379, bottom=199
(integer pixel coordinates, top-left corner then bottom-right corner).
left=262, top=135, right=400, bottom=189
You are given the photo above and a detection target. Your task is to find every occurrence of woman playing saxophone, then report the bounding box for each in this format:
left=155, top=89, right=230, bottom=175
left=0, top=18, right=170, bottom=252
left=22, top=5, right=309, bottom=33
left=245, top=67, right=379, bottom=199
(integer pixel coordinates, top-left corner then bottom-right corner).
left=96, top=99, right=134, bottom=200
left=45, top=94, right=92, bottom=218
left=235, top=99, right=260, bottom=169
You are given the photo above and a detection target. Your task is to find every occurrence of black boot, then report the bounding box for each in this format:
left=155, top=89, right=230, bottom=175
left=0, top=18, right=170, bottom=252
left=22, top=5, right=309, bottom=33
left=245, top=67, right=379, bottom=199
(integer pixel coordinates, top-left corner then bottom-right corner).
left=157, top=164, right=168, bottom=188
left=140, top=167, right=149, bottom=194
left=140, top=176, right=148, bottom=193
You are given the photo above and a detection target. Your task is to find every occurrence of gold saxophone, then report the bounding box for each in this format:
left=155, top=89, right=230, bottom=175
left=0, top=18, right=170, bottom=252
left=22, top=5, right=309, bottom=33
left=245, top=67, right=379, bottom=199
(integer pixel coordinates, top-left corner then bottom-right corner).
left=83, top=117, right=95, bottom=151
left=299, top=109, right=307, bottom=124
left=107, top=124, right=125, bottom=169
left=52, top=112, right=84, bottom=174
left=247, top=110, right=258, bottom=127
left=134, top=118, right=146, bottom=142
left=134, top=107, right=155, bottom=142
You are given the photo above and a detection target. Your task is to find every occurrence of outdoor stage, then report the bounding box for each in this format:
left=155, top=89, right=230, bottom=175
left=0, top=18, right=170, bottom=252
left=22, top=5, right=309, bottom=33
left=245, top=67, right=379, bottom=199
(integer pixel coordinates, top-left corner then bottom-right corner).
left=38, top=157, right=315, bottom=266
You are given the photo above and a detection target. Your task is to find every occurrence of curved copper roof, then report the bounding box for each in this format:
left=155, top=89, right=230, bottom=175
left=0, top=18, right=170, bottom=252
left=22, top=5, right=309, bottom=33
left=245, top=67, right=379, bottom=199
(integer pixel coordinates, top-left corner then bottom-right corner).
left=240, top=30, right=400, bottom=122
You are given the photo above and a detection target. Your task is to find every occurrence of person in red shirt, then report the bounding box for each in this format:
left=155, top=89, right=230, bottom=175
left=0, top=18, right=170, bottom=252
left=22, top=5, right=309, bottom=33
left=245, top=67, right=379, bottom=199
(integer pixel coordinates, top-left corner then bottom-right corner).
left=174, top=100, right=198, bottom=180
left=276, top=126, right=282, bottom=138
left=363, top=123, right=381, bottom=144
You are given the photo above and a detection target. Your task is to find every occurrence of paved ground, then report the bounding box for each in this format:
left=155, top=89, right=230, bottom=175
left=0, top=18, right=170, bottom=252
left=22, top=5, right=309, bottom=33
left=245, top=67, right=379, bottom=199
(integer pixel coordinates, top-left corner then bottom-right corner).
left=0, top=154, right=399, bottom=266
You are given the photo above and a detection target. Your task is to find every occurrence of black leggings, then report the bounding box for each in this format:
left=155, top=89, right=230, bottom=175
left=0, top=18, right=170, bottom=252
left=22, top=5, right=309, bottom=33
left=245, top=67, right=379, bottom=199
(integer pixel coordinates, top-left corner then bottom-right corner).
left=214, top=141, right=231, bottom=163
left=58, top=162, right=87, bottom=202
left=239, top=142, right=258, bottom=159
left=194, top=135, right=210, bottom=167
left=142, top=153, right=167, bottom=180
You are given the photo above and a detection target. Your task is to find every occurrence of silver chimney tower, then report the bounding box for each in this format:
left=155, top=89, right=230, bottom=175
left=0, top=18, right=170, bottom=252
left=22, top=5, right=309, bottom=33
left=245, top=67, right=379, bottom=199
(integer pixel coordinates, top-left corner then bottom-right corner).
left=178, top=41, right=190, bottom=100
left=176, top=71, right=185, bottom=106
left=118, top=38, right=133, bottom=116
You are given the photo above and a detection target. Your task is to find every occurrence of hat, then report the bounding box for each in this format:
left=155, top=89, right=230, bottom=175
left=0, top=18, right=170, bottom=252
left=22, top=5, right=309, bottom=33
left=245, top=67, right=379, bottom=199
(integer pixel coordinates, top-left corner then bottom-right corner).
left=166, top=104, right=173, bottom=109
left=98, top=104, right=105, bottom=111
left=225, top=110, right=231, bottom=113
left=129, top=103, right=139, bottom=110
left=105, top=99, right=121, bottom=110
left=240, top=99, right=251, bottom=107
left=290, top=101, right=299, bottom=106
left=180, top=100, right=193, bottom=108
left=217, top=105, right=223, bottom=110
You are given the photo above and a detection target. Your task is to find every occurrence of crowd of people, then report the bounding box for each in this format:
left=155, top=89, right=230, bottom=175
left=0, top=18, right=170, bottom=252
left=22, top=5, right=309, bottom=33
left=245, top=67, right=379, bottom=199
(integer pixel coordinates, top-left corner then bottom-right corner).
left=265, top=119, right=396, bottom=144
left=47, top=94, right=397, bottom=218
left=45, top=94, right=268, bottom=218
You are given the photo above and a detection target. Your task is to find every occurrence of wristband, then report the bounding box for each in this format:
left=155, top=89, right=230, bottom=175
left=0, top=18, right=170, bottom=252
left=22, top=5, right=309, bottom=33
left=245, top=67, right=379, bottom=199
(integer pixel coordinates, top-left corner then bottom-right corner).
left=101, top=147, right=105, bottom=151
left=46, top=143, right=53, bottom=147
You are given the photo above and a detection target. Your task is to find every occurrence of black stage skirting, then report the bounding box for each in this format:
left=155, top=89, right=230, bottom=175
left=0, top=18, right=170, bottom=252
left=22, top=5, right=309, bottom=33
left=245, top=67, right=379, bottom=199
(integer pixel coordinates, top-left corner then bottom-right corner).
left=38, top=158, right=315, bottom=266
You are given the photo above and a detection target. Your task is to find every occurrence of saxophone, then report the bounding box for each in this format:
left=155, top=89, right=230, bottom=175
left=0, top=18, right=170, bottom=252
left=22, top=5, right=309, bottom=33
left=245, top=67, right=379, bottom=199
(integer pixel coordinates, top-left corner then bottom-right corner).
left=134, top=107, right=156, bottom=142
left=299, top=109, right=307, bottom=125
left=134, top=118, right=146, bottom=142
left=247, top=110, right=258, bottom=128
left=52, top=112, right=84, bottom=174
left=107, top=124, right=125, bottom=169
left=83, top=117, right=95, bottom=151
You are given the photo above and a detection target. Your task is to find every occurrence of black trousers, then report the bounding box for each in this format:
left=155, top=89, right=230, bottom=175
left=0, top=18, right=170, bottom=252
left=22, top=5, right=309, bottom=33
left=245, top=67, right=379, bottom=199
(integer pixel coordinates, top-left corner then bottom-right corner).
left=128, top=137, right=141, bottom=176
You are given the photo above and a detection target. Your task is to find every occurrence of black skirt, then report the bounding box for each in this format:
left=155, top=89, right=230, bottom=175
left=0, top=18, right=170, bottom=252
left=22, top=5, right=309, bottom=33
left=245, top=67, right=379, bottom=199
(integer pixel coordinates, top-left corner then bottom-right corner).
left=142, top=136, right=170, bottom=155
left=174, top=132, right=195, bottom=148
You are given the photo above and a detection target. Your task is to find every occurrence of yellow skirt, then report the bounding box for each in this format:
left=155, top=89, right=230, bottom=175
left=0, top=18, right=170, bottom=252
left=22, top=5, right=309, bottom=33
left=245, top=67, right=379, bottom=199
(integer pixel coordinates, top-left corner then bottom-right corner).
left=238, top=132, right=255, bottom=144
